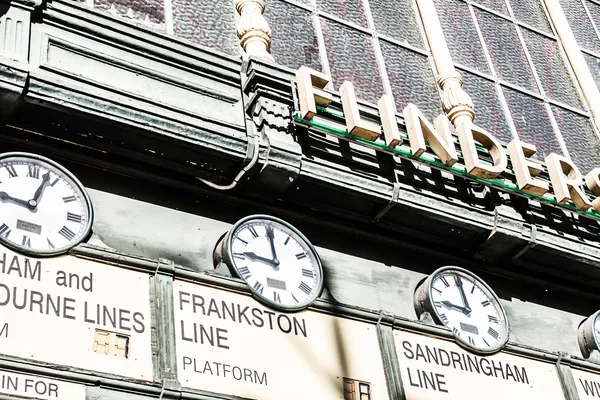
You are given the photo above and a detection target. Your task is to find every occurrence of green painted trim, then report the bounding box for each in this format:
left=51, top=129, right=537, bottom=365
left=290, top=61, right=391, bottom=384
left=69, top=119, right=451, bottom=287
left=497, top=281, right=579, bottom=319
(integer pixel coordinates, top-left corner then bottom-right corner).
left=294, top=113, right=600, bottom=222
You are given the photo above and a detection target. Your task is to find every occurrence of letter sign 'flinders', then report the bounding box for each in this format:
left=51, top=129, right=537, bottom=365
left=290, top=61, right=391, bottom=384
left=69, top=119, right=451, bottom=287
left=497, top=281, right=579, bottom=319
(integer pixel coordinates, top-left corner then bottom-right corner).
left=293, top=66, right=600, bottom=221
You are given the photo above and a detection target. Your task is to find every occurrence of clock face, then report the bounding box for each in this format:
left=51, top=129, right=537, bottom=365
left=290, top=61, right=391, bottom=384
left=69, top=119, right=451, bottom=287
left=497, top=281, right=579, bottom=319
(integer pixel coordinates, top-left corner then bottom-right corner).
left=0, top=153, right=93, bottom=256
left=427, top=267, right=509, bottom=353
left=225, top=216, right=323, bottom=311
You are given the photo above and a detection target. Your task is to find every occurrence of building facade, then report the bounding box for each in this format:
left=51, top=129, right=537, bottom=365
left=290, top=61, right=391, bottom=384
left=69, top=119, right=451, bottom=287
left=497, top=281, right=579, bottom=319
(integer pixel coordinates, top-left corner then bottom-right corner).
left=1, top=0, right=600, bottom=399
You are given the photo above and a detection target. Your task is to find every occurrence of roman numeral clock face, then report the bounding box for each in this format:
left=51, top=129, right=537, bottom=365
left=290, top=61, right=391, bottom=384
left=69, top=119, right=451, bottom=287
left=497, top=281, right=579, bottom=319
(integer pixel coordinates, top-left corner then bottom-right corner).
left=224, top=216, right=324, bottom=311
left=423, top=267, right=509, bottom=354
left=0, top=153, right=93, bottom=256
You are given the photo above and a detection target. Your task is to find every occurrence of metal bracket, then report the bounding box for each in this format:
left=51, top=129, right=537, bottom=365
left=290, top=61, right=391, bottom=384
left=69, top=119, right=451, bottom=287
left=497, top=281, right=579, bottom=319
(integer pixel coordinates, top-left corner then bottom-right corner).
left=372, top=182, right=401, bottom=223
left=512, top=223, right=537, bottom=261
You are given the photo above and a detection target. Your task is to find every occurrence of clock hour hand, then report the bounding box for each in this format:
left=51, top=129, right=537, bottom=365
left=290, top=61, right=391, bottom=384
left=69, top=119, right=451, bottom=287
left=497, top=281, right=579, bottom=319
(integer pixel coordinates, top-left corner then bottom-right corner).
left=243, top=252, right=279, bottom=270
left=31, top=171, right=51, bottom=207
left=0, top=191, right=30, bottom=208
left=265, top=225, right=280, bottom=265
left=440, top=300, right=468, bottom=313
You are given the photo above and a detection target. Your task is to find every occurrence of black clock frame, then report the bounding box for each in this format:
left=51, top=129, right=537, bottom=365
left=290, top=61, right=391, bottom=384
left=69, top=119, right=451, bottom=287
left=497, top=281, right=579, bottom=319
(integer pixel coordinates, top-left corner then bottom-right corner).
left=414, top=266, right=510, bottom=355
left=219, top=214, right=324, bottom=312
left=0, top=152, right=94, bottom=257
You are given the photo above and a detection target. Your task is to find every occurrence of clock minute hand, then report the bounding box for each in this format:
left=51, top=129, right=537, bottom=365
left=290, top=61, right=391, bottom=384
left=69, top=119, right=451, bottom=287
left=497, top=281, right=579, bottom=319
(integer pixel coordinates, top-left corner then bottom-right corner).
left=455, top=278, right=472, bottom=313
left=31, top=171, right=51, bottom=206
left=0, top=191, right=30, bottom=208
left=265, top=225, right=280, bottom=265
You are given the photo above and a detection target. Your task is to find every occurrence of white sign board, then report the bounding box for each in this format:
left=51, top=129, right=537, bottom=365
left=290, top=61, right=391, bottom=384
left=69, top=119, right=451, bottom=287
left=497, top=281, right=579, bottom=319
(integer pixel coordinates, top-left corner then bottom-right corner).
left=0, top=246, right=153, bottom=380
left=395, top=330, right=565, bottom=399
left=174, top=280, right=389, bottom=399
left=572, top=368, right=600, bottom=398
left=0, top=369, right=85, bottom=400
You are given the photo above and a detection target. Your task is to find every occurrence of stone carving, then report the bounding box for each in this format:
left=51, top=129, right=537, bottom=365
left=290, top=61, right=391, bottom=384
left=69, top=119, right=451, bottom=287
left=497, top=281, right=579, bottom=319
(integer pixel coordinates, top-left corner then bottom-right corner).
left=438, top=73, right=474, bottom=125
left=235, top=0, right=274, bottom=62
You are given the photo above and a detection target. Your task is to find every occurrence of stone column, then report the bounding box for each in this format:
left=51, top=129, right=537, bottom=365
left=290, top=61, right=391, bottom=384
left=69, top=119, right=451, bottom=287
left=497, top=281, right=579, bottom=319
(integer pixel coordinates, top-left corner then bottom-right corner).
left=415, top=0, right=474, bottom=127
left=235, top=0, right=275, bottom=62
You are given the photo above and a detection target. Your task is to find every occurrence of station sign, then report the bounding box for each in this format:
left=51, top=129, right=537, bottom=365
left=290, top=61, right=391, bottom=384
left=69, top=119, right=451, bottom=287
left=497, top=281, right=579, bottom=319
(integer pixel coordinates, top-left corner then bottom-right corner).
left=174, top=280, right=388, bottom=399
left=572, top=368, right=600, bottom=398
left=0, top=369, right=85, bottom=400
left=0, top=245, right=153, bottom=380
left=395, top=330, right=565, bottom=399
left=294, top=66, right=600, bottom=222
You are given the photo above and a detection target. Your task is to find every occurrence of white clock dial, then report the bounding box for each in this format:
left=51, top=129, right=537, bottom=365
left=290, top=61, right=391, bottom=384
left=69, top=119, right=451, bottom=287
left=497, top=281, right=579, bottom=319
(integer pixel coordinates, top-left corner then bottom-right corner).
left=225, top=216, right=323, bottom=311
left=428, top=268, right=509, bottom=353
left=0, top=153, right=93, bottom=255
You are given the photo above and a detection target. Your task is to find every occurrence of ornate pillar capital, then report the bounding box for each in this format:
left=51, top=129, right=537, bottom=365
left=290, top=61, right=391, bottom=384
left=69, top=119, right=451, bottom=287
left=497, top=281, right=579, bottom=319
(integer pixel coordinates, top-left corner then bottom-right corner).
left=235, top=0, right=274, bottom=62
left=416, top=0, right=475, bottom=126
left=438, top=73, right=474, bottom=125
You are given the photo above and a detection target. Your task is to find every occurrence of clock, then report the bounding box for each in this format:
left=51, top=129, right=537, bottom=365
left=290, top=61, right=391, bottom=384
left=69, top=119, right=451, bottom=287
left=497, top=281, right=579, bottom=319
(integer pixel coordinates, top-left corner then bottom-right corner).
left=414, top=266, right=510, bottom=354
left=0, top=152, right=94, bottom=256
left=577, top=310, right=600, bottom=358
left=216, top=215, right=324, bottom=311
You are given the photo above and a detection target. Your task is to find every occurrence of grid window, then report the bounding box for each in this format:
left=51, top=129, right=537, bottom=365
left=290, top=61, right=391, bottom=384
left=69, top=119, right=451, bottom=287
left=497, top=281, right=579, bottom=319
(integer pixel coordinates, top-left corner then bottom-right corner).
left=434, top=0, right=600, bottom=172
left=554, top=0, right=600, bottom=171
left=267, top=0, right=443, bottom=118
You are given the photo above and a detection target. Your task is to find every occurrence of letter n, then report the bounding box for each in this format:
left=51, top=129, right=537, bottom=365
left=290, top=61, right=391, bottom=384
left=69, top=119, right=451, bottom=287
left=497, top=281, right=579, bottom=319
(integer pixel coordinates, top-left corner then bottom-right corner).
left=403, top=103, right=458, bottom=166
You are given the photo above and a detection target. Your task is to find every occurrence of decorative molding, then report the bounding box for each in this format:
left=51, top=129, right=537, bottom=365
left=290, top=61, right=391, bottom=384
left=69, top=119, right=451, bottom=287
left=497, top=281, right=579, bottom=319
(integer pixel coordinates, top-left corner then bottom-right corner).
left=415, top=0, right=474, bottom=127
left=544, top=0, right=600, bottom=133
left=0, top=4, right=30, bottom=63
left=235, top=0, right=274, bottom=62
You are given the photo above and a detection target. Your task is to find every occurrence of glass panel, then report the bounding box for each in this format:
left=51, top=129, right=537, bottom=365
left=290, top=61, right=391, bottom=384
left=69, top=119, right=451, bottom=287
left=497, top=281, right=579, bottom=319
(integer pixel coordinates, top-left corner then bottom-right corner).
left=584, top=1, right=600, bottom=43
left=559, top=0, right=600, bottom=54
left=474, top=8, right=538, bottom=92
left=584, top=52, right=600, bottom=87
left=433, top=0, right=490, bottom=73
left=506, top=0, right=551, bottom=33
left=460, top=69, right=513, bottom=142
left=370, top=0, right=424, bottom=49
left=267, top=1, right=322, bottom=71
left=503, top=87, right=563, bottom=158
left=317, top=0, right=368, bottom=27
left=472, top=0, right=509, bottom=15
left=95, top=0, right=164, bottom=26
left=320, top=18, right=385, bottom=103
left=172, top=0, right=239, bottom=55
left=552, top=106, right=600, bottom=174
left=521, top=28, right=583, bottom=109
left=380, top=40, right=442, bottom=121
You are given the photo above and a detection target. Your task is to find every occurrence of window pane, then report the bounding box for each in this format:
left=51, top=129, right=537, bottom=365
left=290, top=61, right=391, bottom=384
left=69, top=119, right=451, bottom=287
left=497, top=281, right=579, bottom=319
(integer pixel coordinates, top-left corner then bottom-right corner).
left=95, top=0, right=165, bottom=26
left=433, top=0, right=490, bottom=73
left=321, top=18, right=385, bottom=103
left=317, top=0, right=368, bottom=27
left=521, top=29, right=583, bottom=109
left=552, top=106, right=600, bottom=173
left=380, top=40, right=442, bottom=120
left=267, top=1, right=322, bottom=71
left=559, top=0, right=600, bottom=54
left=475, top=8, right=538, bottom=91
left=472, top=0, right=509, bottom=16
left=370, top=0, right=424, bottom=49
left=584, top=1, right=600, bottom=42
left=506, top=0, right=552, bottom=33
left=173, top=0, right=238, bottom=55
left=584, top=52, right=600, bottom=88
left=503, top=87, right=563, bottom=158
left=460, top=70, right=513, bottom=142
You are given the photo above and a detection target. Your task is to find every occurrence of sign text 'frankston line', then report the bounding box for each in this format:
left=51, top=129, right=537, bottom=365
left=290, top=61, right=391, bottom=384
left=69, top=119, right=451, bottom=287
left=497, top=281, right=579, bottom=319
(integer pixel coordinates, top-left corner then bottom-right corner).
left=295, top=66, right=600, bottom=218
